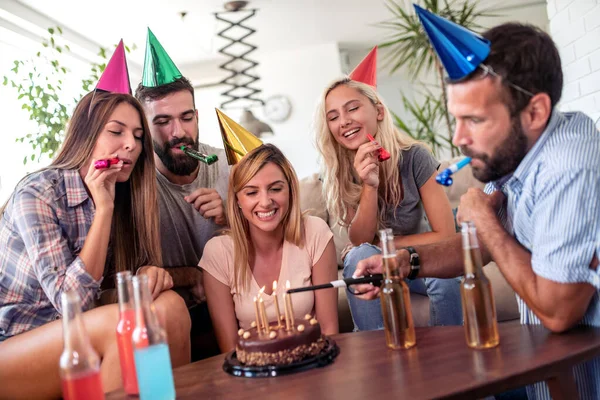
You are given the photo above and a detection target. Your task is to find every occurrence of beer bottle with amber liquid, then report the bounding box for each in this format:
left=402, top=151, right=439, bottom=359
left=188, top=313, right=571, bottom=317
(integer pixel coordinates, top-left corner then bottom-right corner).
left=379, top=228, right=416, bottom=349
left=460, top=221, right=500, bottom=349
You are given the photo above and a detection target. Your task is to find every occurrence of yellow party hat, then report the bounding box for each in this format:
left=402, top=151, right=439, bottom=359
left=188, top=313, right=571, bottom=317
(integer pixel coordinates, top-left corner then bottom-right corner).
left=215, top=108, right=263, bottom=165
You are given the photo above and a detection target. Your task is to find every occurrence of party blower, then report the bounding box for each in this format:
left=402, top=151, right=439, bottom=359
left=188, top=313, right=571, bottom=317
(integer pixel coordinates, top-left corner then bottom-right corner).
left=180, top=146, right=219, bottom=165
left=366, top=134, right=390, bottom=162
left=286, top=274, right=384, bottom=294
left=436, top=157, right=471, bottom=186
left=94, top=157, right=120, bottom=169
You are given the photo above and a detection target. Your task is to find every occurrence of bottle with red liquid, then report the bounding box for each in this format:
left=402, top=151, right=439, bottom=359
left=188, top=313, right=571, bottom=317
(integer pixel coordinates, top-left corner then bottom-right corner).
left=132, top=275, right=176, bottom=400
left=116, top=271, right=138, bottom=395
left=59, top=291, right=105, bottom=400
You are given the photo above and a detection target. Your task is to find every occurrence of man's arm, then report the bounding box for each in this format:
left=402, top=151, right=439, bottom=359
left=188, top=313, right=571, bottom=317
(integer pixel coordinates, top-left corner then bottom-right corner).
left=351, top=233, right=466, bottom=299
left=399, top=226, right=496, bottom=278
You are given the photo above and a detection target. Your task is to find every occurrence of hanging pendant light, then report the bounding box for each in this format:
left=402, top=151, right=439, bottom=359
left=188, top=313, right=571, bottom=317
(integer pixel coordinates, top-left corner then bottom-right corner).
left=239, top=109, right=273, bottom=138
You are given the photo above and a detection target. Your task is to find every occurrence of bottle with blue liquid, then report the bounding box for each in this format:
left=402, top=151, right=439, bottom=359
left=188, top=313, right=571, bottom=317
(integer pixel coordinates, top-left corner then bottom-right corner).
left=132, top=275, right=176, bottom=400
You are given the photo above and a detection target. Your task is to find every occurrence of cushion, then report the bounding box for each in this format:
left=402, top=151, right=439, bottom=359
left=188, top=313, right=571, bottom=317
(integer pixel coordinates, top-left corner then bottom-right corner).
left=299, top=174, right=349, bottom=267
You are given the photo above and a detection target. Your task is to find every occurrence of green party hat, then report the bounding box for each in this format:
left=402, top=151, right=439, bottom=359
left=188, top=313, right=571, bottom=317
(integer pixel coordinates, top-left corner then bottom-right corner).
left=142, top=28, right=182, bottom=87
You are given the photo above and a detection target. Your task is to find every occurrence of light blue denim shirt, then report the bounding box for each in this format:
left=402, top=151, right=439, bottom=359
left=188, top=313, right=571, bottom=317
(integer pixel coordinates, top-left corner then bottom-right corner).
left=486, top=110, right=600, bottom=400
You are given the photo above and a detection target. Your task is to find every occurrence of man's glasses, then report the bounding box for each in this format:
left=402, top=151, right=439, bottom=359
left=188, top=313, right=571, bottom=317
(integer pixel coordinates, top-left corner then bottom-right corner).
left=475, top=64, right=535, bottom=98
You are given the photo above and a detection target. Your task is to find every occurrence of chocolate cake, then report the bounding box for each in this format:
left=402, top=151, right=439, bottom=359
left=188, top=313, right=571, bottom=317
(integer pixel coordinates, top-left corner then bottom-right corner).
left=236, top=315, right=327, bottom=366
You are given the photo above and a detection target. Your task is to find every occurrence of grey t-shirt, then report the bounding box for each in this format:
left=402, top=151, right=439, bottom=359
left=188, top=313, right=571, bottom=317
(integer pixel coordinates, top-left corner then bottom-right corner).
left=384, top=145, right=439, bottom=236
left=156, top=143, right=230, bottom=267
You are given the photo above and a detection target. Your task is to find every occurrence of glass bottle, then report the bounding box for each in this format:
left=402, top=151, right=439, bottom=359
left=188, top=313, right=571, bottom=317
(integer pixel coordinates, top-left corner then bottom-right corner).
left=378, top=228, right=416, bottom=350
left=460, top=221, right=500, bottom=349
left=116, top=271, right=138, bottom=395
left=132, top=275, right=176, bottom=400
left=59, top=291, right=105, bottom=400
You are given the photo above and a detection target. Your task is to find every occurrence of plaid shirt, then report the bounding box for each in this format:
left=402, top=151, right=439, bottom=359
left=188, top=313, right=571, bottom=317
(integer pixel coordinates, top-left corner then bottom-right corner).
left=0, top=168, right=102, bottom=340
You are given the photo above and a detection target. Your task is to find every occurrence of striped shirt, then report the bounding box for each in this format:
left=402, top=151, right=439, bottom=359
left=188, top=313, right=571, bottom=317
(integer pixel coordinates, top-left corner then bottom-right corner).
left=486, top=110, right=600, bottom=400
left=0, top=169, right=102, bottom=340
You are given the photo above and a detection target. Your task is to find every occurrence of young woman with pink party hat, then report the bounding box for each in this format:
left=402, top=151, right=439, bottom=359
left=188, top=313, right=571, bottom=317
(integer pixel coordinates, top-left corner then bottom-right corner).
left=0, top=41, right=190, bottom=398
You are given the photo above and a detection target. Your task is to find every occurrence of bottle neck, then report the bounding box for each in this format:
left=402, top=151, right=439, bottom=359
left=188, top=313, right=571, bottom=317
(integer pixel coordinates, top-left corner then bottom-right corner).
left=133, top=277, right=166, bottom=346
left=62, top=300, right=85, bottom=351
left=463, top=246, right=484, bottom=277
left=60, top=292, right=99, bottom=373
left=117, top=278, right=134, bottom=314
left=461, top=222, right=484, bottom=277
left=382, top=254, right=401, bottom=279
left=380, top=231, right=398, bottom=279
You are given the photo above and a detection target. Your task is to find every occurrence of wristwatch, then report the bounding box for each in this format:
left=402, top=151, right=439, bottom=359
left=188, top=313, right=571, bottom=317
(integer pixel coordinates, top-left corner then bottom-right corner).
left=404, top=246, right=420, bottom=280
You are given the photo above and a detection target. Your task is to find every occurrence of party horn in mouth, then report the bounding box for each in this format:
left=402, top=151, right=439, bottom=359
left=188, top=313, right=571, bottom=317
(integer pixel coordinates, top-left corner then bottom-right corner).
left=366, top=134, right=390, bottom=161
left=180, top=146, right=218, bottom=165
left=436, top=157, right=472, bottom=186
left=94, top=157, right=120, bottom=169
left=286, top=274, right=384, bottom=294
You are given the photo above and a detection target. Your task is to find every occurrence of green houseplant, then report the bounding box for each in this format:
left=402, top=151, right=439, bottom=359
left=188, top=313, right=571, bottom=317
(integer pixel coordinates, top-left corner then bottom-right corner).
left=2, top=27, right=134, bottom=164
left=378, top=0, right=498, bottom=157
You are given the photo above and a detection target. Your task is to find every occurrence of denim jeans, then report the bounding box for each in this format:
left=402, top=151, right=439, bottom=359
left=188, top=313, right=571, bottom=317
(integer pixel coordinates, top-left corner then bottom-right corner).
left=343, top=243, right=463, bottom=330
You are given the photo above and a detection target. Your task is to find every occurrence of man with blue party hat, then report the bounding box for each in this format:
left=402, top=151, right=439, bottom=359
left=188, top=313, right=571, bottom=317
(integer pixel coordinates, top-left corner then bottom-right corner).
left=353, top=7, right=600, bottom=400
left=135, top=28, right=231, bottom=360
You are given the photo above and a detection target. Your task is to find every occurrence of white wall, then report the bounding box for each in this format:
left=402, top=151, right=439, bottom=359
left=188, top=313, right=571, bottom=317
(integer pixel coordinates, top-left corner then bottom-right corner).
left=547, top=0, right=600, bottom=125
left=184, top=42, right=343, bottom=179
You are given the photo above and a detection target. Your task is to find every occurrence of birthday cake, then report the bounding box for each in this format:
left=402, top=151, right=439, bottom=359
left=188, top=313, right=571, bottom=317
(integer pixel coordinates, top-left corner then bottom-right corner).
left=236, top=315, right=327, bottom=367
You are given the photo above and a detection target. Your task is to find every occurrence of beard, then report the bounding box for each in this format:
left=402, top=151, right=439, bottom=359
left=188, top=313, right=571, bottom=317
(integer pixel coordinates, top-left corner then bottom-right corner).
left=153, top=136, right=200, bottom=176
left=461, top=117, right=528, bottom=183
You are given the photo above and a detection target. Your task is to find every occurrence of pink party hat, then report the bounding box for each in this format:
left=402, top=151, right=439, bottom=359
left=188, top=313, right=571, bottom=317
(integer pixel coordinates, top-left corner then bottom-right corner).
left=95, top=40, right=131, bottom=94
left=349, top=46, right=377, bottom=87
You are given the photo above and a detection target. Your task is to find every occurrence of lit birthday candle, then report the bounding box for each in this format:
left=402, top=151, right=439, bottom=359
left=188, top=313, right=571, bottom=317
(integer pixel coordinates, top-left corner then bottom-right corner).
left=284, top=280, right=295, bottom=332
left=272, top=281, right=283, bottom=328
left=258, top=286, right=269, bottom=335
left=253, top=296, right=262, bottom=333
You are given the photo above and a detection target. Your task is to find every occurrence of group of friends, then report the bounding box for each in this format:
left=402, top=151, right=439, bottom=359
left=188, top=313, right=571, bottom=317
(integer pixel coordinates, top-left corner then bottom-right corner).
left=1, top=7, right=599, bottom=400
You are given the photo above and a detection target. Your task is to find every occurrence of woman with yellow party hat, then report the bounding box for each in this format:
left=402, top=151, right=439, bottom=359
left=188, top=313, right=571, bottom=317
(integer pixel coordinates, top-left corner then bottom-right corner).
left=199, top=139, right=339, bottom=353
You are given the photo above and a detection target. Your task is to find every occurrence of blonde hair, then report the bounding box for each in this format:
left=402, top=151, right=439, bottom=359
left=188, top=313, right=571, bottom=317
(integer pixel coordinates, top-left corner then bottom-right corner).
left=226, top=144, right=303, bottom=294
left=4, top=91, right=162, bottom=273
left=315, top=78, right=420, bottom=228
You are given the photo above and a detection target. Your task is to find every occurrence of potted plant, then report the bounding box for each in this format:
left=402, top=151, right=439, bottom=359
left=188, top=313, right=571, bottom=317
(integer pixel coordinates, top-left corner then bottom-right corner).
left=378, top=0, right=498, bottom=157
left=2, top=27, right=134, bottom=164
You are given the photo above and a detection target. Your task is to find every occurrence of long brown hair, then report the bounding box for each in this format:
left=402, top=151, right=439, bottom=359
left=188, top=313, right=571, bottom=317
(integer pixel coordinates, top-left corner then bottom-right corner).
left=226, top=144, right=303, bottom=293
left=50, top=91, right=161, bottom=272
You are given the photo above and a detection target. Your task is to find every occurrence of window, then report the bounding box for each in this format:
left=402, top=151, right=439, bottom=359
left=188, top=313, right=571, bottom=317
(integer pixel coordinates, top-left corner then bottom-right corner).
left=0, top=30, right=90, bottom=203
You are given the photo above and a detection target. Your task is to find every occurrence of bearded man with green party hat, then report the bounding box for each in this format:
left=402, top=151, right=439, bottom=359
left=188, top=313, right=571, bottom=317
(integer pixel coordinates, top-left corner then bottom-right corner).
left=135, top=28, right=230, bottom=361
left=352, top=6, right=600, bottom=400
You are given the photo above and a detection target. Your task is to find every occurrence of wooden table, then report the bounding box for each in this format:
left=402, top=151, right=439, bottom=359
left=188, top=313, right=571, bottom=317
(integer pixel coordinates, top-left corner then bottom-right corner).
left=107, top=323, right=600, bottom=399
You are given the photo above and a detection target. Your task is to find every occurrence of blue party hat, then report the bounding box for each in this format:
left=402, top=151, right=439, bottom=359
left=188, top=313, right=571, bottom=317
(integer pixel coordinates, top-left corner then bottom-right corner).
left=414, top=4, right=490, bottom=82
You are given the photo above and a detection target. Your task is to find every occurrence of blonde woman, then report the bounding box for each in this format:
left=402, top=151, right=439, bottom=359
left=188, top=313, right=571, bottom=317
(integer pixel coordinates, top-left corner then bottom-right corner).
left=315, top=78, right=461, bottom=330
left=200, top=144, right=338, bottom=352
left=0, top=91, right=190, bottom=398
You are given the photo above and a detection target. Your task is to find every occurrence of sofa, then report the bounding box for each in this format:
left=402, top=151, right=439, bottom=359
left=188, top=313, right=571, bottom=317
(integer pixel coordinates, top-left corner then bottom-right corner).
left=299, top=158, right=520, bottom=333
